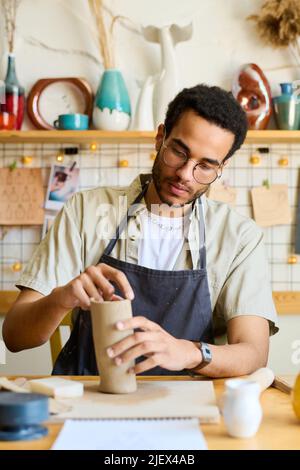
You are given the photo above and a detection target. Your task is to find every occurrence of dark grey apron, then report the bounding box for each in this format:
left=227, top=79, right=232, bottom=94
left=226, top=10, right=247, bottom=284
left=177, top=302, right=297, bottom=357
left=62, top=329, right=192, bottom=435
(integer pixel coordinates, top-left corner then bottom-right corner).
left=53, top=176, right=213, bottom=375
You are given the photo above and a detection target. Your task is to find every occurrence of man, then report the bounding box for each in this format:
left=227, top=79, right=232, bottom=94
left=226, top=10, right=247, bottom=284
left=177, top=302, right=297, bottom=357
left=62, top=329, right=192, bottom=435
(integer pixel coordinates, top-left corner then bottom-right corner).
left=3, top=84, right=278, bottom=377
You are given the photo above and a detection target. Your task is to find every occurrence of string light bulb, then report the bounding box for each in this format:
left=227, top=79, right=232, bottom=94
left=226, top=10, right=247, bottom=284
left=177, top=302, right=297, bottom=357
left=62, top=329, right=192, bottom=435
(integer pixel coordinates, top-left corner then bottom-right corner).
left=278, top=156, right=289, bottom=167
left=288, top=255, right=298, bottom=265
left=12, top=261, right=23, bottom=272
left=90, top=143, right=98, bottom=152
left=250, top=154, right=261, bottom=165
left=119, top=159, right=129, bottom=168
left=56, top=152, right=64, bottom=163
left=22, top=155, right=33, bottom=165
left=150, top=152, right=156, bottom=161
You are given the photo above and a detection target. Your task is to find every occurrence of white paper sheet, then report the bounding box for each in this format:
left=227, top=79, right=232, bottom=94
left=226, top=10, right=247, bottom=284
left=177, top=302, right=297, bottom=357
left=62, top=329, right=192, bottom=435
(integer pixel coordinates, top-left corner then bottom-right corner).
left=51, top=419, right=207, bottom=450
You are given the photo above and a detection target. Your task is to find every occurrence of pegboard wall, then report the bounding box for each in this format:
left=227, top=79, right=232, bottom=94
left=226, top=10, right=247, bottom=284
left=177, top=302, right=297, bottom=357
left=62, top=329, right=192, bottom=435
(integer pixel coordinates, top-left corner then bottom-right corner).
left=0, top=141, right=299, bottom=292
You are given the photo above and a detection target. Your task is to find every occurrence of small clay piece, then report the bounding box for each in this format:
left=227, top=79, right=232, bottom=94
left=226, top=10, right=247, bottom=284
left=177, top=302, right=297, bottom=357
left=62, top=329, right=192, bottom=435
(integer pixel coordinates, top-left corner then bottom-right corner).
left=90, top=298, right=137, bottom=394
left=232, top=63, right=272, bottom=130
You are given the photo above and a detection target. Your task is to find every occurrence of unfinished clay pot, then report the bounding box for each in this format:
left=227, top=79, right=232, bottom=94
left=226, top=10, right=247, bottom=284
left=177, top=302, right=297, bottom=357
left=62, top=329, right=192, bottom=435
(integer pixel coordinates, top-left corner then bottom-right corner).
left=90, top=298, right=137, bottom=394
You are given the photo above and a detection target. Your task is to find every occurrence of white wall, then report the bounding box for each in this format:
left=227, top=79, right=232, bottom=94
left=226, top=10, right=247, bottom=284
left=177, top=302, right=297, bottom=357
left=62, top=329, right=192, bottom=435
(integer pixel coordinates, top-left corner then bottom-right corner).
left=0, top=0, right=299, bottom=376
left=0, top=0, right=299, bottom=130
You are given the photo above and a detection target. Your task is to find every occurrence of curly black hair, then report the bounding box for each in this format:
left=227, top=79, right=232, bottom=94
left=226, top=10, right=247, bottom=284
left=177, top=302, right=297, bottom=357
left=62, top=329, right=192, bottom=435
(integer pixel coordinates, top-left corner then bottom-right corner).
left=164, top=84, right=248, bottom=162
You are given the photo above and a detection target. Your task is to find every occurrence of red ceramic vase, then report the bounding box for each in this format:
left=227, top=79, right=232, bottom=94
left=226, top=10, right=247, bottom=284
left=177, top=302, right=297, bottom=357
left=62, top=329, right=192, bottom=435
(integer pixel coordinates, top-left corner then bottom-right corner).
left=0, top=54, right=25, bottom=130
left=0, top=112, right=16, bottom=130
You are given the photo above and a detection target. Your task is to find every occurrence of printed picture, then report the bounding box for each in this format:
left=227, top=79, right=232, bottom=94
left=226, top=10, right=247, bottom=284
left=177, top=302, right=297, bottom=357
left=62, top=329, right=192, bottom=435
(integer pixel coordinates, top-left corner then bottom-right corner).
left=45, top=163, right=80, bottom=211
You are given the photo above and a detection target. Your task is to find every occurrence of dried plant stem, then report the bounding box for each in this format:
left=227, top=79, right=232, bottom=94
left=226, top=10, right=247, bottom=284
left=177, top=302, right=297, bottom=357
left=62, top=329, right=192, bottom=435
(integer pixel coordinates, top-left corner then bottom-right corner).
left=1, top=0, right=21, bottom=53
left=294, top=39, right=300, bottom=62
left=89, top=0, right=114, bottom=69
left=289, top=43, right=300, bottom=68
left=248, top=0, right=300, bottom=67
left=58, top=0, right=140, bottom=68
left=22, top=34, right=101, bottom=67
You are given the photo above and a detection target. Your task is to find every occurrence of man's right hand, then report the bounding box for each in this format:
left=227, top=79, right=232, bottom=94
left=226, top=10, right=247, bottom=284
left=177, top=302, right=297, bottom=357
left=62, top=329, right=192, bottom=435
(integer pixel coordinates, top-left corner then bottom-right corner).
left=51, top=263, right=134, bottom=311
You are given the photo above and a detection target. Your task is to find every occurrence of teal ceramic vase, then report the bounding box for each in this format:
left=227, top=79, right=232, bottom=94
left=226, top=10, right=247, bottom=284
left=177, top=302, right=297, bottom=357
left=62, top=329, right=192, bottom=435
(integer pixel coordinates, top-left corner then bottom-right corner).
left=93, top=69, right=131, bottom=131
left=273, top=83, right=300, bottom=130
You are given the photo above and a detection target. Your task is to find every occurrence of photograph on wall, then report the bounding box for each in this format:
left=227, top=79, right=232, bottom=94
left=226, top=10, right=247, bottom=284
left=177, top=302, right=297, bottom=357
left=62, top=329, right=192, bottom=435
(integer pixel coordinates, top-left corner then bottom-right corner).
left=45, top=163, right=80, bottom=211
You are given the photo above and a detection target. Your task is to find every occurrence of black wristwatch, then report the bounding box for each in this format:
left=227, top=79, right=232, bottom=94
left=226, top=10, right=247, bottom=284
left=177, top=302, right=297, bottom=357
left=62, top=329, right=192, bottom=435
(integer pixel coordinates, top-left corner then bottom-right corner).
left=186, top=342, right=212, bottom=376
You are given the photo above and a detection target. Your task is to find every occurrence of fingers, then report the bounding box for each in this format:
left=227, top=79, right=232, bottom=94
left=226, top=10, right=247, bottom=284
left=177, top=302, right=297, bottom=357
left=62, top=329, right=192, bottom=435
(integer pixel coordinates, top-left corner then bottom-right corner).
left=111, top=294, right=123, bottom=301
left=112, top=341, right=161, bottom=366
left=98, top=263, right=134, bottom=300
left=107, top=331, right=156, bottom=359
left=67, top=279, right=94, bottom=310
left=116, top=316, right=161, bottom=333
left=61, top=263, right=134, bottom=311
left=130, top=355, right=164, bottom=375
left=85, top=266, right=115, bottom=300
left=80, top=273, right=102, bottom=302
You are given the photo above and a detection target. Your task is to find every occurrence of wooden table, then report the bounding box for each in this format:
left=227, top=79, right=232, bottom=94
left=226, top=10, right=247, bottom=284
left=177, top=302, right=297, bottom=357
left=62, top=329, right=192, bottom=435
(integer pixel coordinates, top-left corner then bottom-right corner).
left=0, top=376, right=299, bottom=450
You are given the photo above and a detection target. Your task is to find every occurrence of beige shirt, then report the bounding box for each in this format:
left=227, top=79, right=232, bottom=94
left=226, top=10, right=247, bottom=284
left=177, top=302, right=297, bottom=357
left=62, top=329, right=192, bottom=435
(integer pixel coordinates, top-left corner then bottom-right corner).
left=17, top=174, right=279, bottom=337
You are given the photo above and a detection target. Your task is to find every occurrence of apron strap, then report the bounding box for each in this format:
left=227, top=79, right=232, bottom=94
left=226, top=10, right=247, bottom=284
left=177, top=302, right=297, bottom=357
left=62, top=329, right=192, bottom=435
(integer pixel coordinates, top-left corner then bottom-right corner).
left=197, top=196, right=207, bottom=270
left=103, top=178, right=150, bottom=256
left=104, top=175, right=207, bottom=271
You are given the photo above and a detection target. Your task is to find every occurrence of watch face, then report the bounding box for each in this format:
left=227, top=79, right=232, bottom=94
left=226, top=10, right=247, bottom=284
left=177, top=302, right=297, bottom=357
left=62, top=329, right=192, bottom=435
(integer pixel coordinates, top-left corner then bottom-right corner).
left=38, top=82, right=87, bottom=127
left=202, top=343, right=212, bottom=362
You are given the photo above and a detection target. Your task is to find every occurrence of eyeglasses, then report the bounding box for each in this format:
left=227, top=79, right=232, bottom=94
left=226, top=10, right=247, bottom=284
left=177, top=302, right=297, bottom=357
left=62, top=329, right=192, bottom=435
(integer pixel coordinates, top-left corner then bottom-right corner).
left=161, top=141, right=223, bottom=184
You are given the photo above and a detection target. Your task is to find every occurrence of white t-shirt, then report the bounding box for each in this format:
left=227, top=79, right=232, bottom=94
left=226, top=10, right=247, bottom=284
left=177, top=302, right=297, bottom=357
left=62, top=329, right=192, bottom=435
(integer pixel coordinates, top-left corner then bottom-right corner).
left=138, top=209, right=191, bottom=270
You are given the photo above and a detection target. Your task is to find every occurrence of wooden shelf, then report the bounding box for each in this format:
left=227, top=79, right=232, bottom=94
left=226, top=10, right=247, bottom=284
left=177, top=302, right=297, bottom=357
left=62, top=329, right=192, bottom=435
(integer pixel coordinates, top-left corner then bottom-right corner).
left=245, top=130, right=300, bottom=144
left=0, top=130, right=155, bottom=144
left=0, top=130, right=300, bottom=144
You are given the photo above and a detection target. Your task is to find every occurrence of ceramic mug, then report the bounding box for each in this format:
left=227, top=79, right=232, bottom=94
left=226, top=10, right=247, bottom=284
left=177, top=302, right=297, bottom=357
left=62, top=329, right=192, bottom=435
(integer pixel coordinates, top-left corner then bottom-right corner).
left=0, top=112, right=16, bottom=130
left=53, top=113, right=89, bottom=130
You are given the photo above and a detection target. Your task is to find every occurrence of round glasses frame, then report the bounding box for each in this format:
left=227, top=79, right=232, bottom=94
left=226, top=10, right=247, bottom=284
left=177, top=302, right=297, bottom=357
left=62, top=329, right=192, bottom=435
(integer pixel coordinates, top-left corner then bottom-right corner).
left=161, top=141, right=224, bottom=185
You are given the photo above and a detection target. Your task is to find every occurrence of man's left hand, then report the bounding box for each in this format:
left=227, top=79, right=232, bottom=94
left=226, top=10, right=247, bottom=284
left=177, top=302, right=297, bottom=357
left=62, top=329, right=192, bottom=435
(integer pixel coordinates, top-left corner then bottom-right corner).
left=106, top=316, right=202, bottom=374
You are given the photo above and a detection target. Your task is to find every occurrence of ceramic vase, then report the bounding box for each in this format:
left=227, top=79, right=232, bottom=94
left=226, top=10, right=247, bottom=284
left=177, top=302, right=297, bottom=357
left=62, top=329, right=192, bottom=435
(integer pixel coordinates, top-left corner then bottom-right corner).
left=90, top=298, right=137, bottom=394
left=93, top=69, right=131, bottom=131
left=142, top=23, right=193, bottom=127
left=0, top=53, right=25, bottom=130
left=273, top=83, right=300, bottom=130
left=232, top=63, right=272, bottom=130
left=222, top=379, right=262, bottom=438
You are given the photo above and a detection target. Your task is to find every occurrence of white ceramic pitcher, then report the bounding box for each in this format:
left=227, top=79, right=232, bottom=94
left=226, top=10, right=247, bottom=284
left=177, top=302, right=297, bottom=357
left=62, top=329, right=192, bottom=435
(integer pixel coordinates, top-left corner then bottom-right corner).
left=222, top=378, right=262, bottom=438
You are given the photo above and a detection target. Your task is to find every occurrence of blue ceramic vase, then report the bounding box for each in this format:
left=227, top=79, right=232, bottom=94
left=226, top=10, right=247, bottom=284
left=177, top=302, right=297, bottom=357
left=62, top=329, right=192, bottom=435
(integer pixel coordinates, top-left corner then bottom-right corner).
left=272, top=83, right=300, bottom=130
left=93, top=69, right=131, bottom=131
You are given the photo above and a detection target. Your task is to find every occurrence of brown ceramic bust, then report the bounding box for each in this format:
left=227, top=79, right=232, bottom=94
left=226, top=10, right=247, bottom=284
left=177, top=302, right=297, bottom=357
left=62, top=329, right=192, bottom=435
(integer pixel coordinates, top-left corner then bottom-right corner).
left=232, top=63, right=272, bottom=130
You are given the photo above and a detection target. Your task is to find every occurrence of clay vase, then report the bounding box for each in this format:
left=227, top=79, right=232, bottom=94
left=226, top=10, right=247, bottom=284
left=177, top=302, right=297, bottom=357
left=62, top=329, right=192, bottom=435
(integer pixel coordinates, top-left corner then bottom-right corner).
left=142, top=22, right=193, bottom=127
left=273, top=83, right=300, bottom=130
left=232, top=63, right=272, bottom=130
left=90, top=299, right=137, bottom=394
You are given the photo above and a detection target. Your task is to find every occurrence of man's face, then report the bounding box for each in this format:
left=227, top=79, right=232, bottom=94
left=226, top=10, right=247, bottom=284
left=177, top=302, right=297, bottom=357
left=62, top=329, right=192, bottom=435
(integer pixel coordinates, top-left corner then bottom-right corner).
left=152, top=110, right=235, bottom=207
